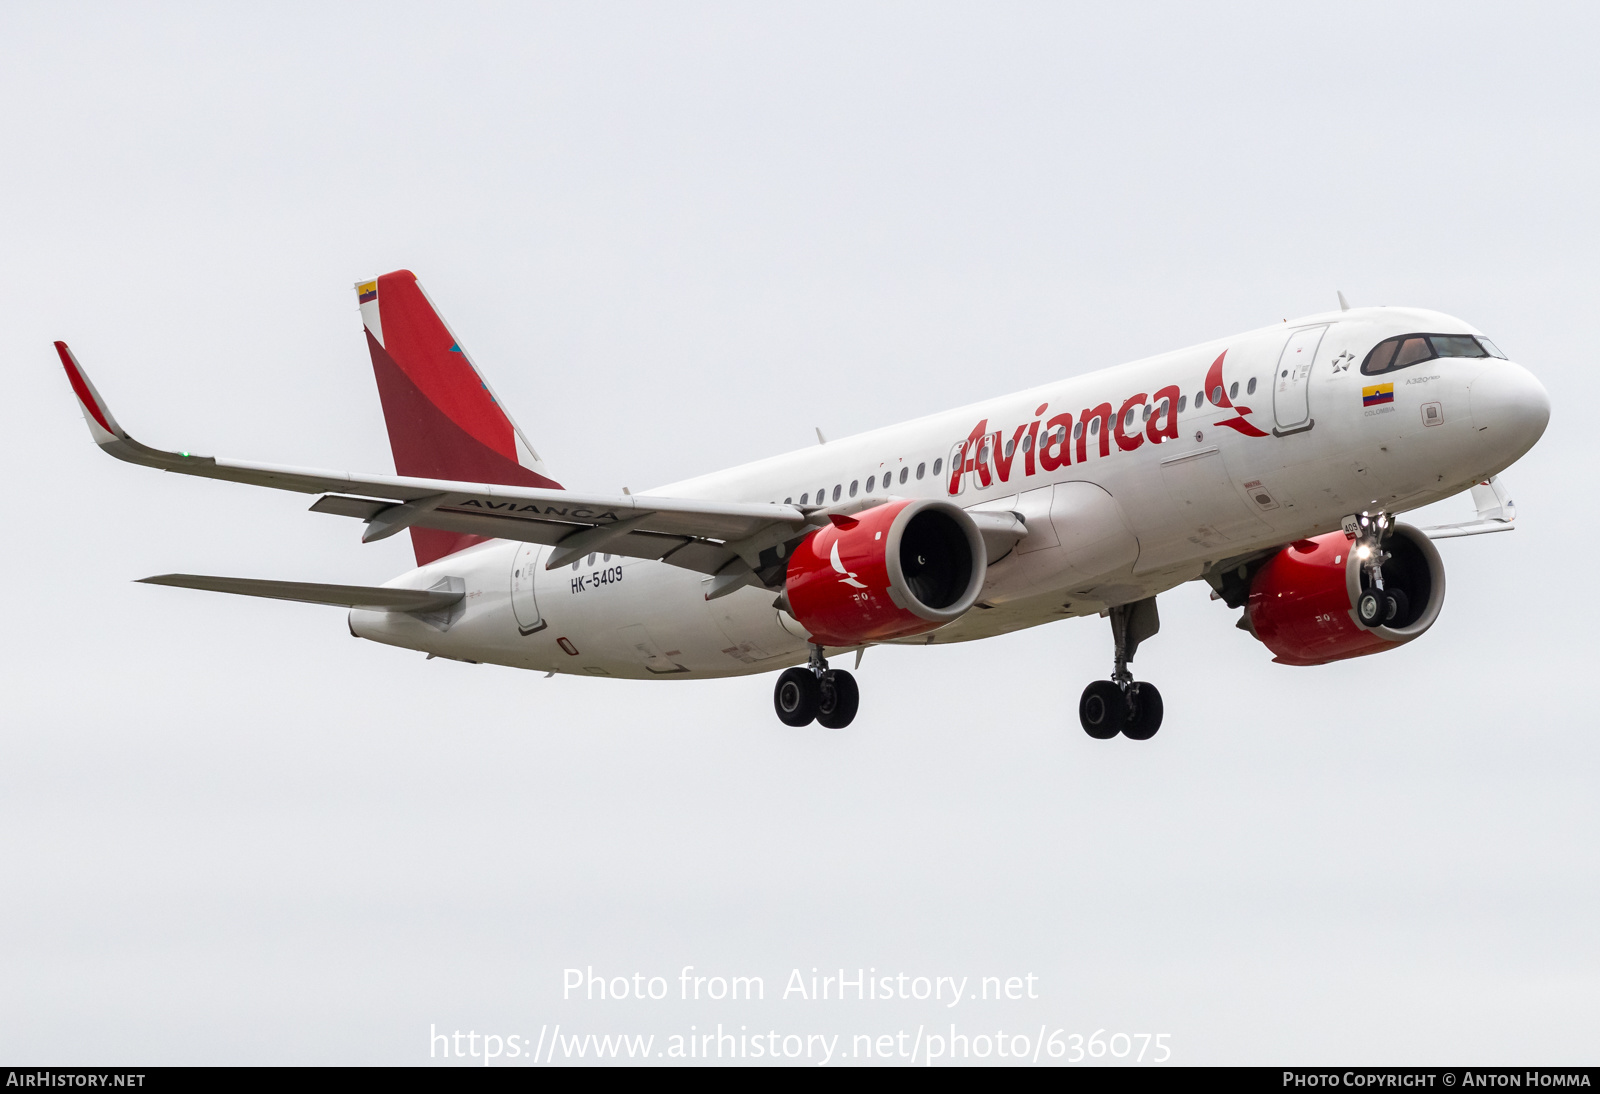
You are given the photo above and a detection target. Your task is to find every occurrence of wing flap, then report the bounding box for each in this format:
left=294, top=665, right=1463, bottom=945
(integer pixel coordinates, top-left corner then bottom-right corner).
left=308, top=495, right=391, bottom=520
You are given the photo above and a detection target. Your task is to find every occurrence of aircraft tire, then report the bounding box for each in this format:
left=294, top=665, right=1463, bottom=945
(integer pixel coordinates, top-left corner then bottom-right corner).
left=815, top=670, right=860, bottom=729
left=774, top=667, right=821, bottom=727
left=1122, top=682, right=1163, bottom=740
left=1357, top=589, right=1385, bottom=627
left=1079, top=679, right=1125, bottom=739
left=1384, top=588, right=1410, bottom=626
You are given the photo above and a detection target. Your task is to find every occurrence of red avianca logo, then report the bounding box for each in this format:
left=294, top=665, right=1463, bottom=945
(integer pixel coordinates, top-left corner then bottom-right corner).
left=949, top=350, right=1267, bottom=494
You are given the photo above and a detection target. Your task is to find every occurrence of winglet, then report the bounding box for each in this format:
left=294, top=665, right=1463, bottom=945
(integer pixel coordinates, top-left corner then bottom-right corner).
left=55, top=341, right=127, bottom=445
left=53, top=342, right=208, bottom=472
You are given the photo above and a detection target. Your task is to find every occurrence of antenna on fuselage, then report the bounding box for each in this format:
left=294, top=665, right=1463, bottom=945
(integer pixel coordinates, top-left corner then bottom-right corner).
left=815, top=427, right=827, bottom=445
left=1337, top=291, right=1351, bottom=311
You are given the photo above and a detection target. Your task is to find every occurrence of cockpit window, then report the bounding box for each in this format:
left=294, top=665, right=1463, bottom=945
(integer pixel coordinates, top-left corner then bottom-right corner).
left=1361, top=333, right=1494, bottom=375
left=1479, top=337, right=1507, bottom=359
left=1393, top=337, right=1433, bottom=369
left=1430, top=334, right=1489, bottom=360
left=1364, top=339, right=1398, bottom=373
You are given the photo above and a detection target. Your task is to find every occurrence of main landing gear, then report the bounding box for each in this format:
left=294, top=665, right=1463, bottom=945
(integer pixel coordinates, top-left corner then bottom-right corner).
left=774, top=645, right=859, bottom=729
left=1079, top=597, right=1164, bottom=741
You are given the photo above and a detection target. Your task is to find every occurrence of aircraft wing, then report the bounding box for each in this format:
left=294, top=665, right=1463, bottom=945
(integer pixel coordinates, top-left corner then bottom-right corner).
left=1419, top=476, right=1517, bottom=540
left=57, top=343, right=813, bottom=583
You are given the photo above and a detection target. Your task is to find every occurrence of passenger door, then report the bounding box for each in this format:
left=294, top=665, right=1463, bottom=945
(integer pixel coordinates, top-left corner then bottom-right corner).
left=1273, top=325, right=1327, bottom=433
left=510, top=543, right=547, bottom=635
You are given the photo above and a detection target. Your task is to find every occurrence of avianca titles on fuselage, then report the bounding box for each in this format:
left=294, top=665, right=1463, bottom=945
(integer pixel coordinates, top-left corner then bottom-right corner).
left=55, top=270, right=1549, bottom=738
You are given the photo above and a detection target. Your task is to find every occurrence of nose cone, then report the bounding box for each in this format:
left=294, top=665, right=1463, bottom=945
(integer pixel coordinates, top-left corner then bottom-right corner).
left=1469, top=361, right=1550, bottom=469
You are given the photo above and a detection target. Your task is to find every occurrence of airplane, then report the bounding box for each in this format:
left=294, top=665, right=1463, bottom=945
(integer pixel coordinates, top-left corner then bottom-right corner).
left=55, top=270, right=1550, bottom=738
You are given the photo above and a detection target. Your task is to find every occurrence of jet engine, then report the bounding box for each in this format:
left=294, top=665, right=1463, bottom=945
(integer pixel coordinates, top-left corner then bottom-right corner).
left=784, top=499, right=985, bottom=647
left=1245, top=523, right=1446, bottom=666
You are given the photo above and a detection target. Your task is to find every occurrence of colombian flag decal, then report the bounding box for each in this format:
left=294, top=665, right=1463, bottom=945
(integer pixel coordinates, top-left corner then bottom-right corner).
left=357, top=281, right=378, bottom=304
left=1362, top=383, right=1394, bottom=407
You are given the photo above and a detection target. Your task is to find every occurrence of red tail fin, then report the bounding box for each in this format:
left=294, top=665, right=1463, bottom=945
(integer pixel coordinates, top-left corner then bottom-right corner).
left=357, top=270, right=560, bottom=565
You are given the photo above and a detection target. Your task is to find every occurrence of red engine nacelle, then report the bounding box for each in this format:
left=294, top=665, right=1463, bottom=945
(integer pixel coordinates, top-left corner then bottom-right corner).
left=785, top=498, right=986, bottom=647
left=1246, top=523, right=1446, bottom=666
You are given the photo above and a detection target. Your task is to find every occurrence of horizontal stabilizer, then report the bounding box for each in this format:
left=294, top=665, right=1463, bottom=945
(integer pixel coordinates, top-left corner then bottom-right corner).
left=137, top=574, right=464, bottom=612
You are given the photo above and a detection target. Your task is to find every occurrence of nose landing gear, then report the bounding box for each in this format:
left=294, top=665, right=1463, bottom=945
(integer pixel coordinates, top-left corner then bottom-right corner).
left=1346, top=511, right=1406, bottom=627
left=773, top=645, right=859, bottom=729
left=1079, top=597, right=1164, bottom=741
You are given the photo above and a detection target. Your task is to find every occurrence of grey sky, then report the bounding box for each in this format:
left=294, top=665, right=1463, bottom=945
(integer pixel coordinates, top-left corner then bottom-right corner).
left=1, top=1, right=1595, bottom=1064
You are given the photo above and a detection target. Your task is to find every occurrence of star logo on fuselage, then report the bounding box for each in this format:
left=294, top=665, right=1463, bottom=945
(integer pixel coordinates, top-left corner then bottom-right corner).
left=1331, top=350, right=1354, bottom=373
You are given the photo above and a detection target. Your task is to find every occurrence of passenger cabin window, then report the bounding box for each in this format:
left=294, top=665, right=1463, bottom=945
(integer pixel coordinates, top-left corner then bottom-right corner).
left=916, top=462, right=926, bottom=479
left=900, top=467, right=909, bottom=484
left=865, top=475, right=875, bottom=493
left=1362, top=333, right=1492, bottom=375
left=832, top=484, right=841, bottom=502
left=932, top=458, right=942, bottom=476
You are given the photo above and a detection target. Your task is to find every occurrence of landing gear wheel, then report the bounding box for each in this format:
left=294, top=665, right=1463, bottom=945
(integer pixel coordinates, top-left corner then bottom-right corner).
left=1122, top=682, right=1164, bottom=740
left=1079, top=679, right=1126, bottom=739
left=774, top=667, right=820, bottom=726
left=816, top=670, right=860, bottom=729
left=1384, top=587, right=1410, bottom=626
left=1356, top=589, right=1385, bottom=627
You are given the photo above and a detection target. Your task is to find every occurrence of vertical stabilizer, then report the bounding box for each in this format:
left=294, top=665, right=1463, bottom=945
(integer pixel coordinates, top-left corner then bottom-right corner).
left=357, top=270, right=561, bottom=564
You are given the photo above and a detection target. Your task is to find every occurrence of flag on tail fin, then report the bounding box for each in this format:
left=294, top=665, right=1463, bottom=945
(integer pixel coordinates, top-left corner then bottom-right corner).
left=357, top=270, right=561, bottom=565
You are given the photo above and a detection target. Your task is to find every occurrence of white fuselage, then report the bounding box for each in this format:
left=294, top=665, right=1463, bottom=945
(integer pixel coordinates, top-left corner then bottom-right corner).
left=350, top=306, right=1548, bottom=679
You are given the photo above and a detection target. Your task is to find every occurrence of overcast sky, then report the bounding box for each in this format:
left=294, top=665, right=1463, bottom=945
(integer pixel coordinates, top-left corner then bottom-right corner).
left=2, top=1, right=1596, bottom=1066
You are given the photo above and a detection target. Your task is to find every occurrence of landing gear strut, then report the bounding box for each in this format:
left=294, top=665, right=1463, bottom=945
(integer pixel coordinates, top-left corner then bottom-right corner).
left=1346, top=511, right=1405, bottom=627
left=1079, top=597, right=1164, bottom=741
left=773, top=645, right=859, bottom=729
